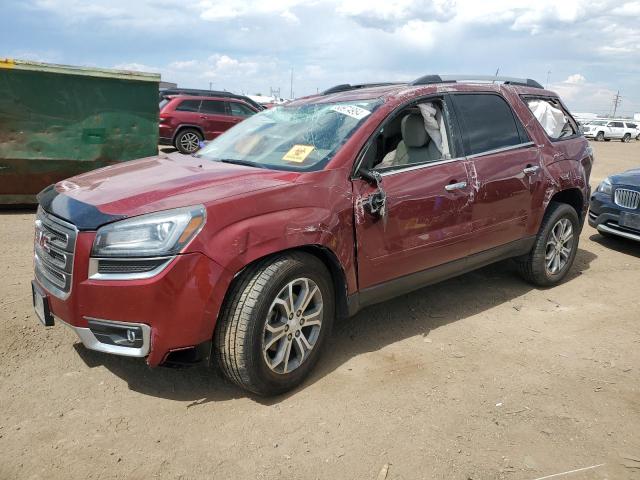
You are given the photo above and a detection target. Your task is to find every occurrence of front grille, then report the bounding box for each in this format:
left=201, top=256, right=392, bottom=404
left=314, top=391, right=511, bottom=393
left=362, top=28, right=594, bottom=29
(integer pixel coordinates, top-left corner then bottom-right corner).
left=34, top=207, right=77, bottom=298
left=614, top=188, right=640, bottom=210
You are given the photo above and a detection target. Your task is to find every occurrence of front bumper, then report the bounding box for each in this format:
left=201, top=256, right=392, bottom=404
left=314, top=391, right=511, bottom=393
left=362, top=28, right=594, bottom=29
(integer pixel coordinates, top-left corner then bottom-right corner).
left=589, top=191, right=640, bottom=242
left=58, top=316, right=152, bottom=357
left=34, top=229, right=234, bottom=366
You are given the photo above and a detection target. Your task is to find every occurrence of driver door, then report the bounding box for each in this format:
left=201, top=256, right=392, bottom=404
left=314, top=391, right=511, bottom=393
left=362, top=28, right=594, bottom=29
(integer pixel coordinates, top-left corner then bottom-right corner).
left=352, top=97, right=474, bottom=291
left=353, top=160, right=473, bottom=291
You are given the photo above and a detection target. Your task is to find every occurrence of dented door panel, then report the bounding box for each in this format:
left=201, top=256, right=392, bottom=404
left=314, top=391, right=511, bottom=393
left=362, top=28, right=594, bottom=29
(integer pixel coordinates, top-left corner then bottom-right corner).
left=467, top=145, right=543, bottom=253
left=353, top=160, right=473, bottom=289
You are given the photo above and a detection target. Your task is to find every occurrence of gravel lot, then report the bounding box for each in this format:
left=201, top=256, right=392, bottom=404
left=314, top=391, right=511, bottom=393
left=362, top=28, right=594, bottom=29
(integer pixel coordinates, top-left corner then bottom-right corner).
left=1, top=141, right=639, bottom=480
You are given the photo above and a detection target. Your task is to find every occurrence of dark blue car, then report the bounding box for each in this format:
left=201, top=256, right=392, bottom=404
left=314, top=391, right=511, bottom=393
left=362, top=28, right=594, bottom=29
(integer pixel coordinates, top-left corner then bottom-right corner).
left=589, top=168, right=640, bottom=241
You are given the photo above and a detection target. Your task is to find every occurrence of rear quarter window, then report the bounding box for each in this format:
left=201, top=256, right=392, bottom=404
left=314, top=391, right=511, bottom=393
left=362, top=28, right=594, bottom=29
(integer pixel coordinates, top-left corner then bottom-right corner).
left=525, top=98, right=577, bottom=140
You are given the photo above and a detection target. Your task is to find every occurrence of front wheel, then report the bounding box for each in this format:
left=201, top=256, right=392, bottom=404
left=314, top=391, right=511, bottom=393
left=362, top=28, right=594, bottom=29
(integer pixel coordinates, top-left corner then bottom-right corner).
left=516, top=202, right=580, bottom=287
left=622, top=133, right=631, bottom=143
left=214, top=253, right=334, bottom=396
left=595, top=132, right=604, bottom=141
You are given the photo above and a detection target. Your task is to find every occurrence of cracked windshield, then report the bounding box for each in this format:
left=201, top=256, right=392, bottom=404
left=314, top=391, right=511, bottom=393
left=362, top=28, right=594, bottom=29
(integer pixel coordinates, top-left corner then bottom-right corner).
left=196, top=100, right=382, bottom=171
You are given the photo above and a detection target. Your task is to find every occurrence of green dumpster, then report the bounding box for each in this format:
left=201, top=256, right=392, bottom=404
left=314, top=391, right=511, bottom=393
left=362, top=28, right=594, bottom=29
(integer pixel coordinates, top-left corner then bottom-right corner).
left=0, top=58, right=160, bottom=204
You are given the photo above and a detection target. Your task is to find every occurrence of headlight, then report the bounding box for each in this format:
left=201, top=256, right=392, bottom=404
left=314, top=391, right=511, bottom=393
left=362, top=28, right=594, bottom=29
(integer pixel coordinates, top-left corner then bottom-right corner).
left=92, top=205, right=206, bottom=257
left=597, top=177, right=612, bottom=195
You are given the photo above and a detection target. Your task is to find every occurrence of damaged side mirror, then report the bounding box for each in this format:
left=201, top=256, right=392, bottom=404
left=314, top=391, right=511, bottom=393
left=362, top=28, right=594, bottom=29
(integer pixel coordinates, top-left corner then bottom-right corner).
left=359, top=167, right=387, bottom=218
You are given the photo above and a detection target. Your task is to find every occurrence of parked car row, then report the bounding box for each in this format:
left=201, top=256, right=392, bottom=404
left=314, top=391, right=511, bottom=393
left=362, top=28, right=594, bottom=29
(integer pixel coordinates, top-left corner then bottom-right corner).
left=159, top=94, right=260, bottom=153
left=582, top=119, right=639, bottom=142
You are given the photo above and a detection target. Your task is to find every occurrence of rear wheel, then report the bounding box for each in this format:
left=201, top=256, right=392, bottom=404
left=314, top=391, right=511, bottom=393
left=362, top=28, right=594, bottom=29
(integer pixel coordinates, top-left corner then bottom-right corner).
left=175, top=128, right=203, bottom=154
left=214, top=253, right=334, bottom=396
left=516, top=202, right=580, bottom=287
left=595, top=132, right=604, bottom=141
left=622, top=133, right=631, bottom=143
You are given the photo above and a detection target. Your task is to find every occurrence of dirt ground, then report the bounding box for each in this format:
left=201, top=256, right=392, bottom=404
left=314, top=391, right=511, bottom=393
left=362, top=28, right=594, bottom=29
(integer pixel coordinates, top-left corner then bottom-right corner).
left=1, top=141, right=639, bottom=480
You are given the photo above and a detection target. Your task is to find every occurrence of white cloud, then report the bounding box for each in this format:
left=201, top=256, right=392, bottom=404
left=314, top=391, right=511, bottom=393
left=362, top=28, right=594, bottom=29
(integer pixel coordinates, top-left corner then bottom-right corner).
left=337, top=0, right=455, bottom=30
left=280, top=9, right=300, bottom=24
left=565, top=74, right=586, bottom=85
left=17, top=0, right=640, bottom=113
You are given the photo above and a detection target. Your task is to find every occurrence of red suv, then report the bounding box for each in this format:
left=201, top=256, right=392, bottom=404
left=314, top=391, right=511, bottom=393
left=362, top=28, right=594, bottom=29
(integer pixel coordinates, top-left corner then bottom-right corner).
left=33, top=75, right=592, bottom=396
left=159, top=94, right=259, bottom=154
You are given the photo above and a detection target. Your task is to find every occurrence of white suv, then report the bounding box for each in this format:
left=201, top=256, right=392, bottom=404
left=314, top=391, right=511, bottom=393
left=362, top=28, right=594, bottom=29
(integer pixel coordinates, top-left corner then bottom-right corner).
left=583, top=120, right=637, bottom=142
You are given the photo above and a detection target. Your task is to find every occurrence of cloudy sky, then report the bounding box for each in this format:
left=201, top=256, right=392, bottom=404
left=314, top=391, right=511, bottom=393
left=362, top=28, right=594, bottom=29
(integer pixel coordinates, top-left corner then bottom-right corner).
left=3, top=0, right=639, bottom=115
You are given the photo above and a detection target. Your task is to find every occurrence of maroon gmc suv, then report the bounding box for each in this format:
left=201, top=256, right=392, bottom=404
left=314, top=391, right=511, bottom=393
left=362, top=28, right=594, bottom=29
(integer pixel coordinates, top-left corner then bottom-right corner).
left=159, top=94, right=259, bottom=154
left=33, top=75, right=592, bottom=396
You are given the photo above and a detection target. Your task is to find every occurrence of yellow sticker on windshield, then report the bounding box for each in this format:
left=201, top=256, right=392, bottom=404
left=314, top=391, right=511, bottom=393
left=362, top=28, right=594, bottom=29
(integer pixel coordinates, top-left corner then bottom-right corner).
left=283, top=145, right=314, bottom=163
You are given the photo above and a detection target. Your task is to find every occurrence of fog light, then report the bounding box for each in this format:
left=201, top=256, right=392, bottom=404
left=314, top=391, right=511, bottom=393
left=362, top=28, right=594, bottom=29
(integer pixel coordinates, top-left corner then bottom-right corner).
left=87, top=319, right=144, bottom=348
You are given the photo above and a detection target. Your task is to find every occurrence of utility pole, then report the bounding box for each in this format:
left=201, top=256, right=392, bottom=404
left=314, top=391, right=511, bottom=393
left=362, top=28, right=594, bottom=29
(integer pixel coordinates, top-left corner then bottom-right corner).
left=546, top=70, right=551, bottom=89
left=209, top=81, right=212, bottom=92
left=611, top=91, right=622, bottom=118
left=290, top=68, right=294, bottom=100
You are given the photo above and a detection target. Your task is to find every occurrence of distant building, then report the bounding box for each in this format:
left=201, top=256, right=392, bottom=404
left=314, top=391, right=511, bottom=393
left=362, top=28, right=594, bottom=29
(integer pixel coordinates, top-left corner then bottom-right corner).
left=634, top=113, right=640, bottom=121
left=159, top=81, right=177, bottom=89
left=574, top=112, right=598, bottom=120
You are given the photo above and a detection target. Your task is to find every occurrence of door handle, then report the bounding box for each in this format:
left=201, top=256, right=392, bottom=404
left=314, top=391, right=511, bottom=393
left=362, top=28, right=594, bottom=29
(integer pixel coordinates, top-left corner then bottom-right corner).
left=523, top=165, right=540, bottom=175
left=444, top=181, right=467, bottom=191
left=199, top=115, right=208, bottom=119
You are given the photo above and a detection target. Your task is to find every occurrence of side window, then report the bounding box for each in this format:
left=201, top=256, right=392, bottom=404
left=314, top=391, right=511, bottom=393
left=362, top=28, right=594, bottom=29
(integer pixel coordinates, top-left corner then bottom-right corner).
left=611, top=122, right=624, bottom=128
left=370, top=99, right=451, bottom=170
left=626, top=123, right=637, bottom=129
left=175, top=100, right=201, bottom=112
left=526, top=98, right=577, bottom=140
left=229, top=102, right=256, bottom=117
left=200, top=100, right=227, bottom=115
left=452, top=94, right=523, bottom=155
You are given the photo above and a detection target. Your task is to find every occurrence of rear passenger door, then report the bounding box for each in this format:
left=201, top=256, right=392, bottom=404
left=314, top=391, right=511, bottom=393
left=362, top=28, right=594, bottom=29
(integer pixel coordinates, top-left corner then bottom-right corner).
left=199, top=100, right=235, bottom=140
left=450, top=93, right=542, bottom=253
left=173, top=99, right=202, bottom=130
left=607, top=122, right=624, bottom=139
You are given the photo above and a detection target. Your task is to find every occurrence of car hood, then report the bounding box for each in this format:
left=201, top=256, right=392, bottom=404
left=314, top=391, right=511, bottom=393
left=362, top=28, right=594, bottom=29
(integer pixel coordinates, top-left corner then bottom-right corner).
left=41, top=153, right=297, bottom=229
left=612, top=168, right=640, bottom=186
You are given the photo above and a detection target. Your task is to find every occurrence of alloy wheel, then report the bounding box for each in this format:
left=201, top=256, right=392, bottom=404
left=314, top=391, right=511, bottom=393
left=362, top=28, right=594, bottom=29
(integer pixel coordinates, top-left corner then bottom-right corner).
left=545, top=218, right=574, bottom=275
left=262, top=277, right=323, bottom=374
left=179, top=132, right=200, bottom=153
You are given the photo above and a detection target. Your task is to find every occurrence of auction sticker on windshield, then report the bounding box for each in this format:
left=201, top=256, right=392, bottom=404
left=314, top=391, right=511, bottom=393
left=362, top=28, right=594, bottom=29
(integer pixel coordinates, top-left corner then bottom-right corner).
left=283, top=145, right=315, bottom=163
left=330, top=104, right=371, bottom=120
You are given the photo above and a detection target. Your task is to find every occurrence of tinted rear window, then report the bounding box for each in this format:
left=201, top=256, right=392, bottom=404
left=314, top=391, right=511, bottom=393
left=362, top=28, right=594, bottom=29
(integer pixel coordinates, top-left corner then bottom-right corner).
left=452, top=94, right=523, bottom=155
left=175, top=100, right=201, bottom=112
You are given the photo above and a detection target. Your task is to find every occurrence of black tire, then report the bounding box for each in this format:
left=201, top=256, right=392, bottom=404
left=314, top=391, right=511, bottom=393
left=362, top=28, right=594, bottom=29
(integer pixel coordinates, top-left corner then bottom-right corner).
left=516, top=202, right=580, bottom=287
left=622, top=133, right=631, bottom=143
left=214, top=252, right=335, bottom=396
left=595, top=132, right=604, bottom=141
left=174, top=128, right=203, bottom=154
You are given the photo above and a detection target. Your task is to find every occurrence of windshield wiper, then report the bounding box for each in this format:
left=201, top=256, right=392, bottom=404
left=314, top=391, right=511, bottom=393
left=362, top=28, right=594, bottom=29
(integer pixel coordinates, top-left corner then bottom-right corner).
left=218, top=159, right=265, bottom=169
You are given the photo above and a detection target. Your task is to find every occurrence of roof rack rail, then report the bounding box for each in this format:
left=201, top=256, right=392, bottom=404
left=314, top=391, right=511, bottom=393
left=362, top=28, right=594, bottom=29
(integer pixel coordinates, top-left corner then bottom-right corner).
left=158, top=88, right=265, bottom=110
left=410, top=74, right=543, bottom=89
left=322, top=82, right=403, bottom=95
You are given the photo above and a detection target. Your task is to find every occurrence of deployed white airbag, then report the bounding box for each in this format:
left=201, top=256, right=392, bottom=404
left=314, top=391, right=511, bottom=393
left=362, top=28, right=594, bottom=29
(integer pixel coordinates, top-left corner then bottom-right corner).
left=528, top=100, right=567, bottom=138
left=417, top=103, right=450, bottom=158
